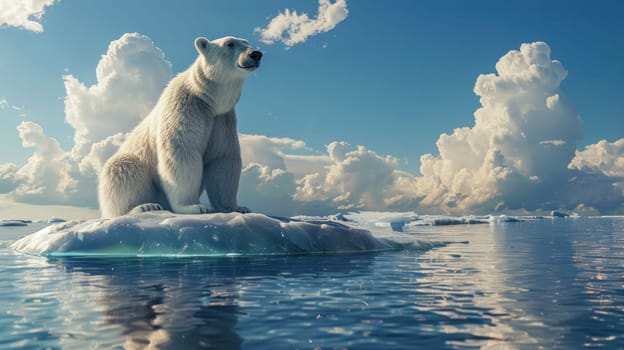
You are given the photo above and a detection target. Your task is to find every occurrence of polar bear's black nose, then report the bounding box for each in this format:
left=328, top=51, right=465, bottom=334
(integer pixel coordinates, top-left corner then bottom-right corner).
left=249, top=50, right=262, bottom=61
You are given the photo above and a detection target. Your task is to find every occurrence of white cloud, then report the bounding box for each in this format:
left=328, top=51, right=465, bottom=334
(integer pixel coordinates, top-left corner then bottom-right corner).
left=0, top=163, right=19, bottom=193
left=294, top=142, right=399, bottom=210
left=64, top=32, right=172, bottom=157
left=238, top=135, right=327, bottom=216
left=240, top=134, right=307, bottom=170
left=0, top=33, right=172, bottom=209
left=238, top=139, right=418, bottom=216
left=239, top=163, right=300, bottom=216
left=11, top=121, right=77, bottom=204
left=255, top=0, right=348, bottom=47
left=410, top=42, right=623, bottom=214
left=569, top=139, right=624, bottom=178
left=78, top=133, right=127, bottom=176
left=0, top=0, right=57, bottom=32
left=539, top=139, right=566, bottom=146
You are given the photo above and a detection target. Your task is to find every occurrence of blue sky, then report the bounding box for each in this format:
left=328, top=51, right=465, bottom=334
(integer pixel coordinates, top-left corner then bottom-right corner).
left=1, top=0, right=623, bottom=218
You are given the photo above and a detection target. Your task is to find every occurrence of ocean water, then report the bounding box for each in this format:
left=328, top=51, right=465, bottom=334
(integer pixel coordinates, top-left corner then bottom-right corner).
left=0, top=216, right=623, bottom=349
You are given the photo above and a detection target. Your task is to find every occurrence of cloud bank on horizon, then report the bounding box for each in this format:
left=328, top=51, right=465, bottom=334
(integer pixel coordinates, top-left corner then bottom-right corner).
left=0, top=0, right=57, bottom=32
left=254, top=0, right=348, bottom=47
left=0, top=32, right=623, bottom=216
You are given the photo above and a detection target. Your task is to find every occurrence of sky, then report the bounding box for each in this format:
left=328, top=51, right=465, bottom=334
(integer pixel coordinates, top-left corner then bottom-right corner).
left=0, top=0, right=623, bottom=219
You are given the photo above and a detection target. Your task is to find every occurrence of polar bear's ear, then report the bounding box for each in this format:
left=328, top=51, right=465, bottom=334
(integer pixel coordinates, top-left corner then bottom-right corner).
left=194, top=37, right=212, bottom=54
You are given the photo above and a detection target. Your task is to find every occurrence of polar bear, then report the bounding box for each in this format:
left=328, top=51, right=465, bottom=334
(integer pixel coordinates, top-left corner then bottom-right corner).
left=98, top=36, right=262, bottom=218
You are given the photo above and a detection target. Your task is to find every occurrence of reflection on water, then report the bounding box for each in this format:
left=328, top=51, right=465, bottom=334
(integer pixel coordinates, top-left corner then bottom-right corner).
left=413, top=218, right=624, bottom=349
left=0, top=218, right=623, bottom=349
left=61, top=255, right=379, bottom=349
left=5, top=252, right=382, bottom=349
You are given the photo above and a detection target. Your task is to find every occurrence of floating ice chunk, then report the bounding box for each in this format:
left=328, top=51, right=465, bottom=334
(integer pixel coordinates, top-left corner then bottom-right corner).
left=551, top=210, right=569, bottom=217
left=343, top=211, right=510, bottom=228
left=37, top=217, right=66, bottom=224
left=344, top=211, right=419, bottom=224
left=291, top=213, right=351, bottom=222
left=344, top=211, right=420, bottom=231
left=406, top=215, right=490, bottom=227
left=0, top=219, right=31, bottom=227
left=11, top=211, right=433, bottom=257
left=488, top=215, right=523, bottom=223
left=550, top=210, right=579, bottom=218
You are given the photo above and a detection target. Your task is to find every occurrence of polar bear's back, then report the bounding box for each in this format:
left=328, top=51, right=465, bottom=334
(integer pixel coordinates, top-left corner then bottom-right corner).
left=117, top=74, right=190, bottom=161
left=118, top=115, right=158, bottom=166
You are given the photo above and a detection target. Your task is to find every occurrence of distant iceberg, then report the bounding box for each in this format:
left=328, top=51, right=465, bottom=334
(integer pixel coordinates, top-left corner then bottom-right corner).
left=342, top=212, right=524, bottom=231
left=340, top=211, right=420, bottom=231
left=406, top=215, right=491, bottom=226
left=10, top=211, right=434, bottom=257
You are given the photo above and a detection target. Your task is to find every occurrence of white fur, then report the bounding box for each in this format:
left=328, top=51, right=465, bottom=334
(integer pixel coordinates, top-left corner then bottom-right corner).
left=98, top=36, right=260, bottom=217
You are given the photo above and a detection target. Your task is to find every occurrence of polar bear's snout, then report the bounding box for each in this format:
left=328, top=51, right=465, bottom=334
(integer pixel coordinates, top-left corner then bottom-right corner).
left=249, top=50, right=262, bottom=61
left=238, top=49, right=262, bottom=71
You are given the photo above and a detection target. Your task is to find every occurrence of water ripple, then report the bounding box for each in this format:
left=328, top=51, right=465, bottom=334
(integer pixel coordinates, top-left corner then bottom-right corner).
left=0, top=218, right=623, bottom=348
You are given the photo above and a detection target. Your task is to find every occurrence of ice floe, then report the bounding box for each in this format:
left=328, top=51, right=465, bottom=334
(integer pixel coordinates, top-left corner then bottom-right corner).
left=11, top=211, right=434, bottom=257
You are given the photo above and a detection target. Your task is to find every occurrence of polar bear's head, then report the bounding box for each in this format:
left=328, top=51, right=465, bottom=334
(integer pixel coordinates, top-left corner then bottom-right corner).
left=194, top=36, right=262, bottom=80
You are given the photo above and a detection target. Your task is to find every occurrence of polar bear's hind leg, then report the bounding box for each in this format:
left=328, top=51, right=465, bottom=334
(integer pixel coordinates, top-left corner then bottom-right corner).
left=99, top=154, right=161, bottom=217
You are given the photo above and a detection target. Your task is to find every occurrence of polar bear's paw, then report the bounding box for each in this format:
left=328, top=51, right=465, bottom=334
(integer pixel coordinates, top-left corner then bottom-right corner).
left=172, top=204, right=212, bottom=215
left=130, top=203, right=165, bottom=215
left=233, top=206, right=251, bottom=214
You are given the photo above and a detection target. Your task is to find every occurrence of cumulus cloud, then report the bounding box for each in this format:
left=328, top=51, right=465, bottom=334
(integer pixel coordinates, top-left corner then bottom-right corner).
left=0, top=0, right=57, bottom=32
left=0, top=33, right=172, bottom=208
left=295, top=142, right=398, bottom=209
left=255, top=0, right=348, bottom=47
left=238, top=139, right=418, bottom=216
left=411, top=42, right=623, bottom=214
left=239, top=163, right=300, bottom=216
left=64, top=32, right=172, bottom=157
left=240, top=134, right=307, bottom=170
left=0, top=163, right=19, bottom=193
left=570, top=139, right=624, bottom=178
left=11, top=121, right=77, bottom=204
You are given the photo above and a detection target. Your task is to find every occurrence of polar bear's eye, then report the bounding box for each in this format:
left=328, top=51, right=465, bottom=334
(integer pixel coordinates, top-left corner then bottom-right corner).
left=226, top=42, right=234, bottom=48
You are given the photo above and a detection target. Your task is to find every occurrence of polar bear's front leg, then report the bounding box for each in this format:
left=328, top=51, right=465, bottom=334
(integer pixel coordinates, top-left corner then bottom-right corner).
left=203, top=111, right=250, bottom=214
left=158, top=151, right=211, bottom=214
left=203, top=154, right=249, bottom=214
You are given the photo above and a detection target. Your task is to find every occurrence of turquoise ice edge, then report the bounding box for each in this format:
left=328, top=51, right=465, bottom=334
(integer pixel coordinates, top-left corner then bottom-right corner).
left=11, top=212, right=439, bottom=257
